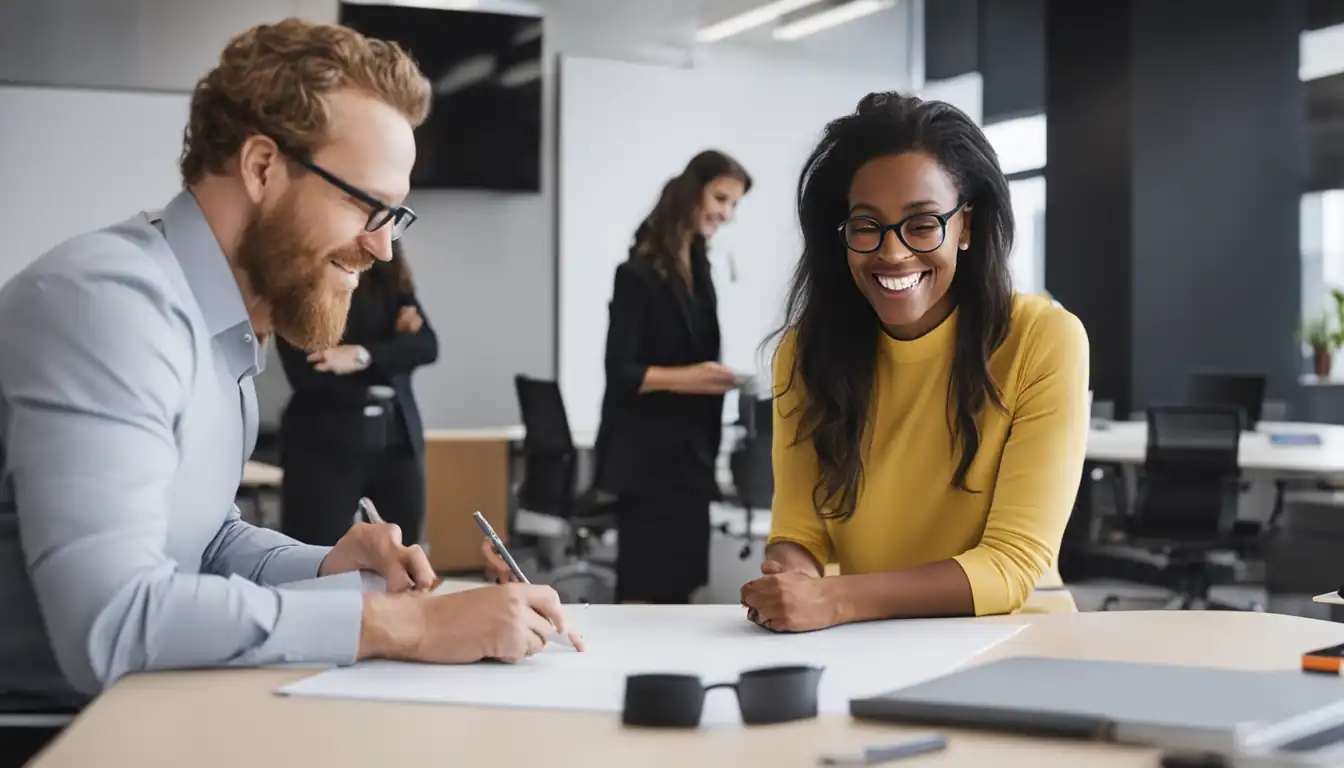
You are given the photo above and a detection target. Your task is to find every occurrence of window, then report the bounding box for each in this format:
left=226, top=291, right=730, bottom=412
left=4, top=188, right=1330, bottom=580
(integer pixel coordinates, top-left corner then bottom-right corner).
left=1007, top=175, right=1045, bottom=296
left=1302, top=189, right=1344, bottom=322
left=984, top=113, right=1047, bottom=296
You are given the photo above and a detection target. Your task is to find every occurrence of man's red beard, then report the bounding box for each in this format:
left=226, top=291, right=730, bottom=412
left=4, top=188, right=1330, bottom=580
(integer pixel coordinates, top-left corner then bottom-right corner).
left=236, top=196, right=373, bottom=351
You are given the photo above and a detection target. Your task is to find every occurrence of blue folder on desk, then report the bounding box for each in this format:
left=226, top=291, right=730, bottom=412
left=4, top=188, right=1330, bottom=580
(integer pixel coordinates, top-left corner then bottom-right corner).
left=1268, top=433, right=1322, bottom=446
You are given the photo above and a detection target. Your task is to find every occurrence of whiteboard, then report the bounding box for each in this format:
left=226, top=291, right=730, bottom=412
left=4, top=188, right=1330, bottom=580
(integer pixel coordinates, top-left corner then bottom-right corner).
left=557, top=53, right=902, bottom=435
left=0, top=85, right=189, bottom=285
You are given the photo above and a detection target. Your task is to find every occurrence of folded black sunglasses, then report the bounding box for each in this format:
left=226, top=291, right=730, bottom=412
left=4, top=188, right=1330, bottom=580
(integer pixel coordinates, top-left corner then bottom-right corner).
left=622, top=665, right=824, bottom=728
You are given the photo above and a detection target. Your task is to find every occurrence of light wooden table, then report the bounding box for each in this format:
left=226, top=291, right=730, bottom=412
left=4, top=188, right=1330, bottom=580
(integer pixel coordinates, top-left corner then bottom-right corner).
left=30, top=589, right=1344, bottom=768
left=240, top=460, right=282, bottom=488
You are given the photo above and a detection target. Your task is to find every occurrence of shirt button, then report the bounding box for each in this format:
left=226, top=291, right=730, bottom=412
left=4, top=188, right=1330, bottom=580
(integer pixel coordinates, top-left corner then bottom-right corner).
left=243, top=333, right=253, bottom=342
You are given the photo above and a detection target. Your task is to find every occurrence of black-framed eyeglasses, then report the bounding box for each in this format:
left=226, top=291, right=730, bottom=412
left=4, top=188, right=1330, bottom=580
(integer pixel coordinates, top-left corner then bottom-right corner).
left=838, top=201, right=967, bottom=255
left=281, top=149, right=417, bottom=241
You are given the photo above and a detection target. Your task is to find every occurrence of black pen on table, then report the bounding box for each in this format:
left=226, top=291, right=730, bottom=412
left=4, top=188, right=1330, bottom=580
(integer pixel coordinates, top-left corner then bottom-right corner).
left=473, top=511, right=580, bottom=649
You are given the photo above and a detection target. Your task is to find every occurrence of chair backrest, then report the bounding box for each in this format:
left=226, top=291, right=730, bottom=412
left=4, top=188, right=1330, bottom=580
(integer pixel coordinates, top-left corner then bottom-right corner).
left=513, top=375, right=578, bottom=517
left=731, top=396, right=775, bottom=510
left=1134, top=405, right=1242, bottom=540
left=1186, top=372, right=1266, bottom=431
left=1261, top=398, right=1290, bottom=422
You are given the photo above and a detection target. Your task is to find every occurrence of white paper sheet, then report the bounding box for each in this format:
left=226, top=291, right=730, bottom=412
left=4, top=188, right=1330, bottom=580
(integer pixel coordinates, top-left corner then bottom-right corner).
left=277, top=605, right=1025, bottom=726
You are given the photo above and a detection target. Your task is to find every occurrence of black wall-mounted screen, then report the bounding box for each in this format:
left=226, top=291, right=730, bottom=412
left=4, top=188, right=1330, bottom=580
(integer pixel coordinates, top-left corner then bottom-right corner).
left=339, top=2, right=543, bottom=192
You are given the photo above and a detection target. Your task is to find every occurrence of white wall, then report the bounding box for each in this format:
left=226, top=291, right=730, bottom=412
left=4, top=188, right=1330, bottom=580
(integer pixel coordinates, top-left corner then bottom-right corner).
left=557, top=52, right=907, bottom=435
left=0, top=0, right=912, bottom=431
left=0, top=87, right=189, bottom=284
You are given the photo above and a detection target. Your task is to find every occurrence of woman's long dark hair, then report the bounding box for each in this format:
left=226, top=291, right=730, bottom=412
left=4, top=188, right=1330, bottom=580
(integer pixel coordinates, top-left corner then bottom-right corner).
left=632, top=149, right=752, bottom=285
left=772, top=91, right=1014, bottom=522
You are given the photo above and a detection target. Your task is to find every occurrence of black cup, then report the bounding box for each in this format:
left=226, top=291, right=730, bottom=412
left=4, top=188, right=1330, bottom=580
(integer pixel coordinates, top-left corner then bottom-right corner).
left=622, top=665, right=824, bottom=728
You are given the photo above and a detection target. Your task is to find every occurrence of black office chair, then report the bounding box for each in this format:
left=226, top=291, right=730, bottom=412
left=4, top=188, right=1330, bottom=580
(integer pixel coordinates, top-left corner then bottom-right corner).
left=512, top=375, right=616, bottom=604
left=1099, top=405, right=1258, bottom=611
left=1186, top=371, right=1266, bottom=431
left=1188, top=374, right=1300, bottom=551
left=0, top=699, right=76, bottom=767
left=720, top=394, right=774, bottom=560
left=1060, top=398, right=1130, bottom=581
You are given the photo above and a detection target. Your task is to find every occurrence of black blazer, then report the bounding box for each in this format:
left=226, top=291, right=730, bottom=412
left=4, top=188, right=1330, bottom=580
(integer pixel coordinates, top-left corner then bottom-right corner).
left=277, top=279, right=438, bottom=459
left=594, top=239, right=723, bottom=499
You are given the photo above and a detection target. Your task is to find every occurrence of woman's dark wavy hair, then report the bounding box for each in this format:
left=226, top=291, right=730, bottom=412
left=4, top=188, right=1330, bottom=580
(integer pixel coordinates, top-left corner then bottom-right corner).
left=632, top=149, right=752, bottom=284
left=771, top=91, right=1014, bottom=522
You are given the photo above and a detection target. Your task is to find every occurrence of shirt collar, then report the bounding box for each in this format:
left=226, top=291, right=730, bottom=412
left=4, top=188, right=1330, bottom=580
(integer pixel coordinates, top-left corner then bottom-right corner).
left=159, top=190, right=265, bottom=378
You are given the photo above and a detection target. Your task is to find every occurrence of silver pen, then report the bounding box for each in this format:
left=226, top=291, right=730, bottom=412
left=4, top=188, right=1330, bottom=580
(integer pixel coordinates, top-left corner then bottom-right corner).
left=358, top=497, right=385, bottom=525
left=473, top=511, right=578, bottom=650
left=357, top=497, right=424, bottom=592
left=819, top=733, right=948, bottom=765
left=473, top=511, right=529, bottom=583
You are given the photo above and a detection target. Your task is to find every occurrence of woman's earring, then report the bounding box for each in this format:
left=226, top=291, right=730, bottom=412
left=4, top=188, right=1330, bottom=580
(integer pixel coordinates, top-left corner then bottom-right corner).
left=958, top=242, right=969, bottom=251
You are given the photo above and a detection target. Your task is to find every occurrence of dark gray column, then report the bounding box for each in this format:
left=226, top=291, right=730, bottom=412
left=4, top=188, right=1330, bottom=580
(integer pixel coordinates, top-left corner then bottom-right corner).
left=1046, top=0, right=1304, bottom=416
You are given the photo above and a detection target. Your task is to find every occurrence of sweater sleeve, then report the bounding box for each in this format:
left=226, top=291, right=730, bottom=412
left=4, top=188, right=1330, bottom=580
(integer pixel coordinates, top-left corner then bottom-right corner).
left=952, top=307, right=1091, bottom=615
left=765, top=331, right=832, bottom=566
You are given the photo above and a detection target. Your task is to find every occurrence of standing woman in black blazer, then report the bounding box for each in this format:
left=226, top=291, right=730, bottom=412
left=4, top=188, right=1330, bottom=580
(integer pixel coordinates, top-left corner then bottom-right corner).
left=594, top=149, right=753, bottom=604
left=277, top=240, right=438, bottom=547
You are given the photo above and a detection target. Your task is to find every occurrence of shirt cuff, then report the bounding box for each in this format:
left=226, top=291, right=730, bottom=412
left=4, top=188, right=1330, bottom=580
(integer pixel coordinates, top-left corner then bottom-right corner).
left=267, top=587, right=363, bottom=666
left=766, top=535, right=828, bottom=570
left=258, top=544, right=333, bottom=587
left=951, top=549, right=1012, bottom=617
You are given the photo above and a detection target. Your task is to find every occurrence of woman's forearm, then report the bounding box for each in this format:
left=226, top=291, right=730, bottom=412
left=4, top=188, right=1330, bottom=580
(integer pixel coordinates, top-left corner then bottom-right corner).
left=828, top=559, right=976, bottom=623
left=764, top=541, right=824, bottom=577
left=640, top=365, right=682, bottom=392
left=641, top=365, right=704, bottom=393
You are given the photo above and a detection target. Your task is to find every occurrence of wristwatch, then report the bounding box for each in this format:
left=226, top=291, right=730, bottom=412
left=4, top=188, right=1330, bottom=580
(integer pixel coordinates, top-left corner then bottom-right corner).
left=353, top=346, right=371, bottom=370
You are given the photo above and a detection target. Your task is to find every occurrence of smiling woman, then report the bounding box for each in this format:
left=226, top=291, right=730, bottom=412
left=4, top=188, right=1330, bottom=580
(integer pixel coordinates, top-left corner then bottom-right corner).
left=740, top=92, right=1091, bottom=632
left=590, top=150, right=753, bottom=606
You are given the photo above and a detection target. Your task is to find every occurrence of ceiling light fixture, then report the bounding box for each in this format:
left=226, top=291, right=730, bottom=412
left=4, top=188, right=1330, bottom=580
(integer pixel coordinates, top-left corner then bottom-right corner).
left=381, top=0, right=481, bottom=9
left=772, top=0, right=896, bottom=42
left=695, top=0, right=820, bottom=44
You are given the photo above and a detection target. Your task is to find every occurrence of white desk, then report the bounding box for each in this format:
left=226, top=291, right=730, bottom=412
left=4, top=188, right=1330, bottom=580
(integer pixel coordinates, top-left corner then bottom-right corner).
left=1086, top=420, right=1344, bottom=475
left=433, top=420, right=1344, bottom=475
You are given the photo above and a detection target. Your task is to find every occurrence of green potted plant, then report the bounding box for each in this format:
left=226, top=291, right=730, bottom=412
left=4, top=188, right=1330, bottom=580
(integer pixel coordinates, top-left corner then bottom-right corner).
left=1300, top=311, right=1337, bottom=378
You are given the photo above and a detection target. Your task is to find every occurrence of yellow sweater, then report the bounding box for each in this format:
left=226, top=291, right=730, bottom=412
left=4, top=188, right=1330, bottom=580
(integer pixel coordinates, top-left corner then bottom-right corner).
left=768, top=293, right=1090, bottom=616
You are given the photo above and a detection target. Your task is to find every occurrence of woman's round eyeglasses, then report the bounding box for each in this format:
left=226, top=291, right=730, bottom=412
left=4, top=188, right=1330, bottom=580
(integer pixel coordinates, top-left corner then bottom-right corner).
left=838, top=202, right=967, bottom=254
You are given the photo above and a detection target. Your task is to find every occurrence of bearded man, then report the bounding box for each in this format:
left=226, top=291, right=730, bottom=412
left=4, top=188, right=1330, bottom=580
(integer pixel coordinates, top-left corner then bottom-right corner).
left=0, top=19, right=580, bottom=753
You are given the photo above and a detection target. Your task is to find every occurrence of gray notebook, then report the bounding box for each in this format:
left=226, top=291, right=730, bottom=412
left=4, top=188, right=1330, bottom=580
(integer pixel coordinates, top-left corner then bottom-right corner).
left=850, top=656, right=1344, bottom=753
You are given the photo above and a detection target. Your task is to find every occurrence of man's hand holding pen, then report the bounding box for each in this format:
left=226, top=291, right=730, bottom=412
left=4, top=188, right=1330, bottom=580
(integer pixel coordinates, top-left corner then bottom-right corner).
left=358, top=582, right=586, bottom=664
left=318, top=523, right=436, bottom=593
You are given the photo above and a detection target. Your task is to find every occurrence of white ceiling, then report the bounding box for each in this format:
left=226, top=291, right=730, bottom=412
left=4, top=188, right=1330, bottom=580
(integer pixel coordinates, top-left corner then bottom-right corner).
left=533, top=0, right=913, bottom=77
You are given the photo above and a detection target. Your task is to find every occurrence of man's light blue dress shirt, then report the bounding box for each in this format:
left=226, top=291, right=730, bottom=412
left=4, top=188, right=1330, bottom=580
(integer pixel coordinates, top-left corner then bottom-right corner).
left=0, top=191, right=362, bottom=704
